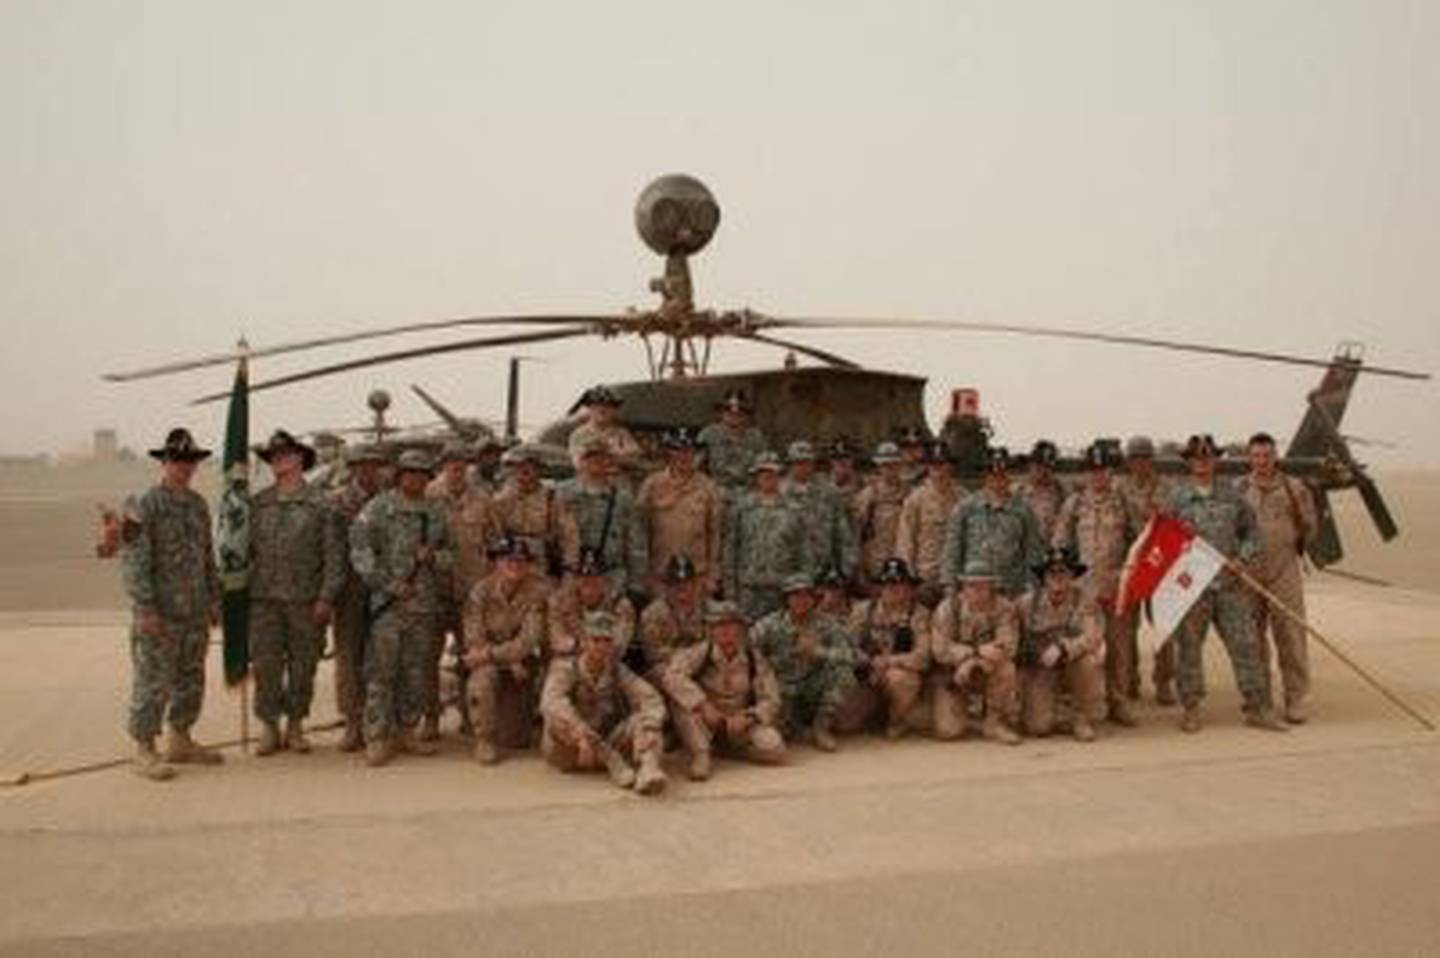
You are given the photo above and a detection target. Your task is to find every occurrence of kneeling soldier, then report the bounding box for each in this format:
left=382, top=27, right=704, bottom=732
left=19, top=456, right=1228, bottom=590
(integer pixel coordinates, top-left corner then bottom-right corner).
left=1016, top=548, right=1105, bottom=742
left=751, top=574, right=857, bottom=751
left=842, top=557, right=931, bottom=739
left=930, top=559, right=1022, bottom=745
left=663, top=600, right=786, bottom=781
left=635, top=554, right=708, bottom=686
left=540, top=611, right=668, bottom=795
left=546, top=546, right=636, bottom=659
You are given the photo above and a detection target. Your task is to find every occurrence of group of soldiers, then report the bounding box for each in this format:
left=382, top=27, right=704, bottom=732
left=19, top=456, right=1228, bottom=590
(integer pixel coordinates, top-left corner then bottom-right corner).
left=117, top=386, right=1318, bottom=790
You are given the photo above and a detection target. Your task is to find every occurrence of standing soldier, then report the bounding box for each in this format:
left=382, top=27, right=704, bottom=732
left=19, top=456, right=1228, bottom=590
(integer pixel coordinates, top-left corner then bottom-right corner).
left=1167, top=435, right=1288, bottom=734
left=750, top=574, right=857, bottom=751
left=248, top=430, right=345, bottom=756
left=328, top=442, right=388, bottom=752
left=940, top=447, right=1046, bottom=598
left=930, top=559, right=1022, bottom=745
left=462, top=535, right=551, bottom=764
left=1117, top=435, right=1174, bottom=703
left=852, top=441, right=908, bottom=592
left=1236, top=431, right=1317, bottom=724
left=698, top=389, right=767, bottom=497
left=349, top=450, right=455, bottom=766
left=558, top=438, right=647, bottom=598
left=1015, top=549, right=1105, bottom=742
left=823, top=438, right=865, bottom=516
left=896, top=426, right=928, bottom=489
left=425, top=441, right=498, bottom=740
left=539, top=611, right=668, bottom=795
left=1054, top=442, right=1139, bottom=727
left=725, top=451, right=810, bottom=621
left=567, top=386, right=643, bottom=478
left=841, top=558, right=931, bottom=739
left=636, top=426, right=724, bottom=596
left=1015, top=439, right=1066, bottom=542
left=895, top=443, right=962, bottom=606
left=663, top=600, right=786, bottom=780
left=546, top=547, right=637, bottom=659
left=635, top=555, right=707, bottom=686
left=492, top=443, right=574, bottom=582
left=119, top=428, right=224, bottom=781
left=783, top=440, right=857, bottom=580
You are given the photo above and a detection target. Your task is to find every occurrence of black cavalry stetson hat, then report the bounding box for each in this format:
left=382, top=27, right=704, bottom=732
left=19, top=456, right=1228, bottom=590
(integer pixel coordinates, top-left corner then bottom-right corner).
left=254, top=429, right=317, bottom=471
left=149, top=428, right=211, bottom=463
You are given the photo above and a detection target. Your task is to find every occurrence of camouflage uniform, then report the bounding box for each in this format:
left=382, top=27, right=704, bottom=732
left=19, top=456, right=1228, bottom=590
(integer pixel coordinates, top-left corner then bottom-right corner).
left=1015, top=475, right=1067, bottom=544
left=568, top=419, right=643, bottom=475
left=637, top=594, right=707, bottom=685
left=349, top=490, right=455, bottom=746
left=426, top=475, right=498, bottom=727
left=1015, top=587, right=1105, bottom=737
left=838, top=598, right=932, bottom=734
left=327, top=476, right=377, bottom=736
left=492, top=480, right=574, bottom=579
left=750, top=607, right=857, bottom=740
left=248, top=481, right=345, bottom=726
left=895, top=476, right=961, bottom=599
left=783, top=476, right=857, bottom=580
left=120, top=485, right=221, bottom=743
left=557, top=477, right=647, bottom=595
left=1166, top=481, right=1271, bottom=718
left=463, top=569, right=551, bottom=751
left=930, top=592, right=1021, bottom=739
left=852, top=475, right=908, bottom=584
left=1236, top=472, right=1317, bottom=714
left=698, top=421, right=767, bottom=494
left=539, top=654, right=666, bottom=782
left=546, top=579, right=636, bottom=659
left=636, top=467, right=724, bottom=584
left=725, top=490, right=810, bottom=621
left=663, top=638, right=786, bottom=766
left=1054, top=485, right=1137, bottom=712
left=939, top=492, right=1046, bottom=597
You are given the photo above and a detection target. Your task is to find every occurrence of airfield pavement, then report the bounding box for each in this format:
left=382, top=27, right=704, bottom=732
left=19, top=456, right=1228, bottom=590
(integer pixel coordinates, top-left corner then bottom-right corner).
left=0, top=464, right=1437, bottom=955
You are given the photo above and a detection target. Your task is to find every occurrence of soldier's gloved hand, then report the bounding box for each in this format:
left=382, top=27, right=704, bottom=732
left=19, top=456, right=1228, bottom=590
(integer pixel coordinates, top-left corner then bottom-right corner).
left=575, top=732, right=598, bottom=770
left=954, top=660, right=978, bottom=686
left=978, top=642, right=1005, bottom=665
left=1040, top=644, right=1063, bottom=669
left=312, top=600, right=334, bottom=625
left=725, top=711, right=753, bottom=740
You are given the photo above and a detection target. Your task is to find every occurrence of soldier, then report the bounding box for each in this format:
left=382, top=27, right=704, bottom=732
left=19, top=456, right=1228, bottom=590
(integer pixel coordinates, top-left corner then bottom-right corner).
left=1015, top=549, right=1105, bottom=742
left=852, top=441, right=908, bottom=591
left=558, top=438, right=647, bottom=597
left=822, top=438, right=864, bottom=515
left=750, top=574, right=857, bottom=751
left=635, top=554, right=707, bottom=685
left=725, top=451, right=810, bottom=621
left=119, top=428, right=224, bottom=781
left=462, top=535, right=551, bottom=764
left=348, top=450, right=456, bottom=766
left=248, top=430, right=345, bottom=755
left=1054, top=442, right=1139, bottom=727
left=1236, top=431, right=1318, bottom=724
left=546, top=547, right=637, bottom=659
left=567, top=385, right=643, bottom=477
left=841, top=558, right=932, bottom=739
left=492, top=443, right=574, bottom=581
left=783, top=440, right=857, bottom=580
left=895, top=443, right=962, bottom=606
left=815, top=563, right=853, bottom=622
left=425, top=441, right=498, bottom=739
left=940, top=447, right=1046, bottom=598
left=1117, top=435, right=1175, bottom=703
left=539, top=610, right=668, bottom=795
left=896, top=425, right=928, bottom=488
left=930, top=559, right=1022, bottom=745
left=328, top=442, right=388, bottom=752
left=636, top=426, right=724, bottom=596
left=1015, top=439, right=1066, bottom=542
left=1167, top=434, right=1288, bottom=734
left=698, top=389, right=767, bottom=495
left=663, top=600, right=786, bottom=780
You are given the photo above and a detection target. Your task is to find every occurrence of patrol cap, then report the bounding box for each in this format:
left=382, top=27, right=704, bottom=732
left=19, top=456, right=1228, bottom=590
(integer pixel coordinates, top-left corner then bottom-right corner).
left=581, top=610, right=620, bottom=640
left=664, top=554, right=698, bottom=583
left=500, top=443, right=545, bottom=466
left=572, top=546, right=609, bottom=577
left=578, top=436, right=613, bottom=459
left=395, top=449, right=435, bottom=476
left=439, top=441, right=476, bottom=464
left=1030, top=440, right=1059, bottom=467
left=715, top=389, right=752, bottom=413
left=343, top=443, right=389, bottom=466
left=704, top=600, right=748, bottom=625
left=1124, top=435, right=1156, bottom=459
left=663, top=426, right=702, bottom=451
left=957, top=558, right=998, bottom=583
left=1181, top=434, right=1222, bottom=460
left=1032, top=546, right=1087, bottom=580
left=872, top=441, right=902, bottom=465
left=781, top=572, right=815, bottom=594
left=786, top=440, right=816, bottom=463
left=583, top=385, right=623, bottom=407
left=254, top=429, right=317, bottom=471
left=749, top=450, right=783, bottom=475
left=815, top=564, right=847, bottom=590
left=487, top=533, right=535, bottom=560
left=876, top=557, right=921, bottom=586
left=149, top=427, right=211, bottom=463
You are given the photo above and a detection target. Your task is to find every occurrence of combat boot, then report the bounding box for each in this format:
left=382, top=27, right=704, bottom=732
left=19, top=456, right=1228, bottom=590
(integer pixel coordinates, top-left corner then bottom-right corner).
left=1285, top=700, right=1309, bottom=725
left=255, top=721, right=282, bottom=757
left=398, top=726, right=438, bottom=756
left=1072, top=717, right=1096, bottom=742
left=418, top=715, right=440, bottom=743
left=981, top=716, right=1021, bottom=746
left=885, top=718, right=909, bottom=741
left=687, top=750, right=713, bottom=782
left=164, top=727, right=223, bottom=765
left=338, top=720, right=364, bottom=753
left=284, top=718, right=311, bottom=754
left=601, top=746, right=637, bottom=789
left=133, top=740, right=176, bottom=782
left=634, top=753, right=668, bottom=796
left=472, top=737, right=500, bottom=765
left=364, top=738, right=393, bottom=767
left=1244, top=709, right=1290, bottom=733
left=1155, top=681, right=1177, bottom=707
left=1107, top=699, right=1137, bottom=728
left=1179, top=707, right=1202, bottom=733
left=811, top=715, right=839, bottom=752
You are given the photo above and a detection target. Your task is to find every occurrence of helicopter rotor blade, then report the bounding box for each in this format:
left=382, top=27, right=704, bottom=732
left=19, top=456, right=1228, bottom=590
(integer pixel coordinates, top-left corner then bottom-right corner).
left=103, top=314, right=617, bottom=383
left=191, top=327, right=593, bottom=404
left=756, top=316, right=1431, bottom=382
left=738, top=331, right=863, bottom=369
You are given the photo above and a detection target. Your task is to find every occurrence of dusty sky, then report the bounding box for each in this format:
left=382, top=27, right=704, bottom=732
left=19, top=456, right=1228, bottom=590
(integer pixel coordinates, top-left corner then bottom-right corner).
left=2, top=0, right=1436, bottom=464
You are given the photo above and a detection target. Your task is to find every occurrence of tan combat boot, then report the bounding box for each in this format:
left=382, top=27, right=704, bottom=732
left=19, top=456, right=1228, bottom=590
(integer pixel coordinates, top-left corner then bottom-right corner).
left=472, top=737, right=500, bottom=765
left=133, top=739, right=177, bottom=782
left=982, top=715, right=1021, bottom=746
left=1179, top=707, right=1203, bottom=733
left=164, top=727, right=223, bottom=765
left=1244, top=708, right=1290, bottom=733
left=811, top=715, right=839, bottom=752
left=634, top=752, right=668, bottom=796
left=601, top=746, right=637, bottom=789
left=687, top=750, right=713, bottom=782
left=418, top=715, right=440, bottom=743
left=364, top=738, right=393, bottom=767
left=1155, top=681, right=1177, bottom=707
left=1107, top=699, right=1137, bottom=728
left=284, top=718, right=311, bottom=754
left=1072, top=717, right=1096, bottom=743
left=255, top=721, right=282, bottom=756
left=398, top=726, right=438, bottom=756
left=1285, top=700, right=1309, bottom=725
left=338, top=720, right=364, bottom=753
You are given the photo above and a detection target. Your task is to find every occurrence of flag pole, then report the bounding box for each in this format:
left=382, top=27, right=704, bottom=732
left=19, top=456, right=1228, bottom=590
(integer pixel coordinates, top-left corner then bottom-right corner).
left=240, top=677, right=250, bottom=755
left=1229, top=563, right=1435, bottom=732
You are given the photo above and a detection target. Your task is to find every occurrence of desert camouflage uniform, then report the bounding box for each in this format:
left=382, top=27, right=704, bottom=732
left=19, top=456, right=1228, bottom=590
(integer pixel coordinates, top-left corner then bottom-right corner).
left=836, top=598, right=932, bottom=733
left=567, top=419, right=644, bottom=475
left=895, top=477, right=961, bottom=598
left=546, top=579, right=636, bottom=659
left=940, top=492, right=1046, bottom=597
left=558, top=477, right=647, bottom=594
left=248, top=481, right=345, bottom=725
left=725, top=490, right=810, bottom=621
left=750, top=607, right=857, bottom=738
left=637, top=594, right=707, bottom=684
left=1117, top=472, right=1175, bottom=693
left=1166, top=481, right=1271, bottom=716
left=698, top=421, right=767, bottom=494
left=1016, top=475, right=1067, bottom=543
left=1054, top=485, right=1137, bottom=710
left=328, top=478, right=377, bottom=731
left=492, top=480, right=574, bottom=580
left=1015, top=587, right=1105, bottom=736
left=463, top=570, right=551, bottom=749
left=636, top=468, right=724, bottom=585
left=349, top=491, right=455, bottom=745
left=539, top=656, right=665, bottom=772
left=663, top=640, right=786, bottom=764
left=120, top=486, right=221, bottom=742
left=783, top=476, right=857, bottom=580
left=1236, top=473, right=1317, bottom=711
left=852, top=475, right=909, bottom=584
left=929, top=593, right=1021, bottom=737
left=426, top=476, right=498, bottom=724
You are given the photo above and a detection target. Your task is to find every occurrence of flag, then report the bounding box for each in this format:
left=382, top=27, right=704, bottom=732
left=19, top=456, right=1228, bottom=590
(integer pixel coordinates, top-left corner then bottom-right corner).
left=216, top=353, right=251, bottom=686
left=1116, top=515, right=1226, bottom=641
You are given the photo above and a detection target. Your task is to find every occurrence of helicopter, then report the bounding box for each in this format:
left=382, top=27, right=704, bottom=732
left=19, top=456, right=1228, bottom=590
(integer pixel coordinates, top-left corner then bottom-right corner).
left=103, top=173, right=1429, bottom=566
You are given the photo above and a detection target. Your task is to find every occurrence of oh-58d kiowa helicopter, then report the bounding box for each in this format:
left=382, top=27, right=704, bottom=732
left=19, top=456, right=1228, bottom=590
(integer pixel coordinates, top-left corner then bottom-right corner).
left=104, top=174, right=1430, bottom=569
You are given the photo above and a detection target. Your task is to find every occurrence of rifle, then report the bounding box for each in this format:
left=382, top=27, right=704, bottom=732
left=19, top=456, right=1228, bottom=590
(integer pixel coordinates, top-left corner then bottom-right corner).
left=370, top=511, right=431, bottom=622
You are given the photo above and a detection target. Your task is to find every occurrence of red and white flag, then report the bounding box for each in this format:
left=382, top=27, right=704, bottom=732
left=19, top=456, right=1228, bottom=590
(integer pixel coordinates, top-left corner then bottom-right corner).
left=1116, top=515, right=1226, bottom=641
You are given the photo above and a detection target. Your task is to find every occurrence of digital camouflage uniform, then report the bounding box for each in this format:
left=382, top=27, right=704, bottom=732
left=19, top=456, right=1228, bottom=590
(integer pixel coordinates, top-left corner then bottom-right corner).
left=636, top=467, right=724, bottom=585
left=248, top=481, right=345, bottom=727
left=783, top=476, right=857, bottom=581
left=940, top=491, right=1046, bottom=597
left=1015, top=475, right=1067, bottom=544
left=1015, top=587, right=1106, bottom=737
left=663, top=638, right=786, bottom=768
left=750, top=607, right=857, bottom=741
left=895, top=476, right=962, bottom=599
left=698, top=421, right=767, bottom=494
left=1054, top=485, right=1137, bottom=712
left=837, top=598, right=932, bottom=734
left=120, top=485, right=221, bottom=743
left=557, top=477, right=647, bottom=595
left=349, top=490, right=455, bottom=746
left=462, top=569, right=551, bottom=752
left=327, top=476, right=377, bottom=736
left=725, top=490, right=810, bottom=621
left=852, top=475, right=908, bottom=584
left=929, top=592, right=1021, bottom=740
left=637, top=594, right=707, bottom=686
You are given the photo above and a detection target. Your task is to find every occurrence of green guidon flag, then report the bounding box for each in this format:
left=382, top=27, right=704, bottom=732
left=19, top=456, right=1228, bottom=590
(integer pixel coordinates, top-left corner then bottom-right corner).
left=216, top=353, right=251, bottom=686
